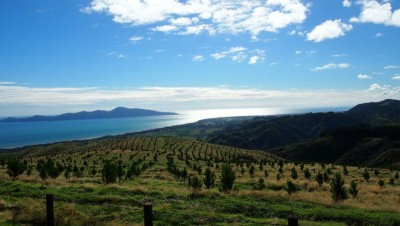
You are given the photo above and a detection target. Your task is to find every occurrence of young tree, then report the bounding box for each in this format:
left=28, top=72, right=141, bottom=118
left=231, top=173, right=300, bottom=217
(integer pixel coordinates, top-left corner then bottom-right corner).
left=102, top=161, right=118, bottom=184
left=190, top=175, right=202, bottom=195
left=394, top=171, right=399, bottom=180
left=330, top=173, right=348, bottom=203
left=254, top=178, right=265, bottom=190
left=7, top=159, right=26, bottom=180
left=284, top=181, right=297, bottom=195
left=362, top=170, right=370, bottom=183
left=378, top=179, right=385, bottom=188
left=249, top=165, right=255, bottom=177
left=304, top=168, right=311, bottom=179
left=343, top=166, right=349, bottom=176
left=204, top=168, right=216, bottom=189
left=315, top=172, right=324, bottom=187
left=276, top=173, right=281, bottom=181
left=291, top=167, right=298, bottom=180
left=220, top=164, right=235, bottom=192
left=264, top=170, right=269, bottom=178
left=349, top=180, right=358, bottom=198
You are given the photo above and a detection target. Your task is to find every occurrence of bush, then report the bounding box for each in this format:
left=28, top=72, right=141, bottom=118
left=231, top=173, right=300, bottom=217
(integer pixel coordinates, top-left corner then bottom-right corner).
left=378, top=179, right=385, bottom=188
left=362, top=170, right=370, bottom=183
left=304, top=168, right=311, bottom=179
left=330, top=173, right=348, bottom=203
left=291, top=167, right=298, bottom=180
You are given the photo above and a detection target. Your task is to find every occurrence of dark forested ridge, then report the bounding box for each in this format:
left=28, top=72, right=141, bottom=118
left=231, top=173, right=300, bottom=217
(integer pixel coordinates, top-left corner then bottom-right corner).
left=207, top=99, right=400, bottom=168
left=271, top=125, right=400, bottom=169
left=1, top=107, right=177, bottom=122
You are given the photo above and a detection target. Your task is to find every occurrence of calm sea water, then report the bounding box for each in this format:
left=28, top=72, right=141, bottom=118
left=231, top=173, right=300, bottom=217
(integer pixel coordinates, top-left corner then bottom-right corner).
left=0, top=107, right=348, bottom=149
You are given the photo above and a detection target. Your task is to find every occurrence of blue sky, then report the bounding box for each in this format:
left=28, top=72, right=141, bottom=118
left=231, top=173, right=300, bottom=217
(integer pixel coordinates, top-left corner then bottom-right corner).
left=0, top=0, right=399, bottom=116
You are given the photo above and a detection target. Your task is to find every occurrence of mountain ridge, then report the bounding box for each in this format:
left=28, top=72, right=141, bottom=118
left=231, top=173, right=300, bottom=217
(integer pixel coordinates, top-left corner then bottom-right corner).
left=1, top=107, right=178, bottom=122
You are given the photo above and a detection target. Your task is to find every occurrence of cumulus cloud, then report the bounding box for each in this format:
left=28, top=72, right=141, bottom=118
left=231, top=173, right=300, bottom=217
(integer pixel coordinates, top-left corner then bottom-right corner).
left=248, top=56, right=259, bottom=64
left=343, top=0, right=352, bottom=7
left=192, top=55, right=205, bottom=62
left=358, top=74, right=372, bottom=79
left=307, top=19, right=353, bottom=42
left=210, top=46, right=247, bottom=60
left=82, top=0, right=310, bottom=38
left=350, top=0, right=400, bottom=27
left=311, top=63, right=350, bottom=71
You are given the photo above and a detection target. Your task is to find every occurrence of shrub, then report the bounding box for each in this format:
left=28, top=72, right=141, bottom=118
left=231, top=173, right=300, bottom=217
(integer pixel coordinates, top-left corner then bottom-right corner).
left=254, top=178, right=265, bottom=190
left=249, top=165, right=255, bottom=177
left=330, top=173, right=348, bottom=203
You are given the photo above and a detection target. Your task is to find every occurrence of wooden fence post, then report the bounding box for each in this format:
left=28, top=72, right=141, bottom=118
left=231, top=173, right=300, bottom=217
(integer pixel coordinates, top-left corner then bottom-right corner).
left=143, top=202, right=153, bottom=226
left=46, top=194, right=55, bottom=226
left=288, top=215, right=298, bottom=226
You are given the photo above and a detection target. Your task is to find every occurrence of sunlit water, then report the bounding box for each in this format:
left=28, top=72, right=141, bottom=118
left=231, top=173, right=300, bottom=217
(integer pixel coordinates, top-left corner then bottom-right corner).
left=0, top=107, right=348, bottom=149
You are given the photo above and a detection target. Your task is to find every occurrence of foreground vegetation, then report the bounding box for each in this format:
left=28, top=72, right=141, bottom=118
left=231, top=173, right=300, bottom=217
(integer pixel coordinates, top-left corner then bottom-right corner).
left=0, top=136, right=399, bottom=225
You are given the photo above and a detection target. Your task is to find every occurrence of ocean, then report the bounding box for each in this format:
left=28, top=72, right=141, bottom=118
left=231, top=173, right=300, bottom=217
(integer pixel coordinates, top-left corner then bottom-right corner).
left=0, top=107, right=349, bottom=149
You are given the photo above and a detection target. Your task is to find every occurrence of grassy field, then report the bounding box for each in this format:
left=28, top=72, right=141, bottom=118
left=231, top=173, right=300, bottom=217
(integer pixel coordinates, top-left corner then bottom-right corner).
left=0, top=136, right=399, bottom=225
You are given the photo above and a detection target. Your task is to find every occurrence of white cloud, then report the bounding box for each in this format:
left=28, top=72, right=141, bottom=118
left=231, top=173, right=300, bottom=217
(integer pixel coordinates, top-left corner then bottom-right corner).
left=311, top=63, right=350, bottom=71
left=307, top=19, right=353, bottom=42
left=343, top=0, right=352, bottom=7
left=384, top=65, right=399, bottom=69
left=350, top=0, right=400, bottom=27
left=211, top=47, right=265, bottom=64
left=1, top=84, right=399, bottom=116
left=393, top=76, right=400, bottom=80
left=129, top=35, right=144, bottom=42
left=248, top=56, right=260, bottom=65
left=151, top=25, right=178, bottom=32
left=192, top=55, right=205, bottom=62
left=375, top=32, right=384, bottom=37
left=332, top=54, right=347, bottom=57
left=83, top=0, right=310, bottom=38
left=108, top=52, right=126, bottom=59
left=358, top=74, right=372, bottom=79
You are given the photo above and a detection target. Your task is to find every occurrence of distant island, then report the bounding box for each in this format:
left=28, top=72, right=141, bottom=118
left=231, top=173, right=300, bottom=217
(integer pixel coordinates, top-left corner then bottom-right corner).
left=0, top=107, right=178, bottom=122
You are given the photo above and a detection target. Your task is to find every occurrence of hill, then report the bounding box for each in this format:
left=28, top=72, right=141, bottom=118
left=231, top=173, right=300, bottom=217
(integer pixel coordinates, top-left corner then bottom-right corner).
left=207, top=99, right=400, bottom=151
left=270, top=125, right=400, bottom=169
left=0, top=107, right=177, bottom=122
left=0, top=135, right=399, bottom=225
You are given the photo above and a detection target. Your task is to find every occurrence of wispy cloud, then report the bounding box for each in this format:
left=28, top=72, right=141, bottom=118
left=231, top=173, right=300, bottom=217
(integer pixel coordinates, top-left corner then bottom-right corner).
left=311, top=63, right=350, bottom=71
left=393, top=75, right=400, bottom=80
left=210, top=47, right=265, bottom=64
left=307, top=19, right=353, bottom=42
left=192, top=55, right=205, bottom=62
left=1, top=84, right=399, bottom=115
left=0, top=82, right=16, bottom=85
left=129, top=35, right=144, bottom=42
left=384, top=65, right=399, bottom=69
left=82, top=0, right=309, bottom=39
